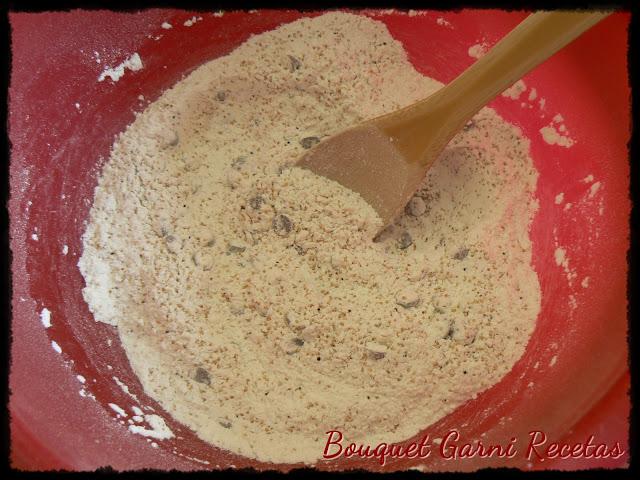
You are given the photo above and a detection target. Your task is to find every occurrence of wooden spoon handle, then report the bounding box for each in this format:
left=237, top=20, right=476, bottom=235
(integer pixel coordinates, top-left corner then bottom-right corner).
left=376, top=11, right=610, bottom=167
left=437, top=10, right=610, bottom=128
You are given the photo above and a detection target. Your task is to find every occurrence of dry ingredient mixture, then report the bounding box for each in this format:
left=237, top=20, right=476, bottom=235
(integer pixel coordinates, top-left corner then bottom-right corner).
left=79, top=12, right=541, bottom=464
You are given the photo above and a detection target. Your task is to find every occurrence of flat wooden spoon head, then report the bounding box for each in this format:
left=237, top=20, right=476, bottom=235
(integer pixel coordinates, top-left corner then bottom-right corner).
left=296, top=122, right=430, bottom=227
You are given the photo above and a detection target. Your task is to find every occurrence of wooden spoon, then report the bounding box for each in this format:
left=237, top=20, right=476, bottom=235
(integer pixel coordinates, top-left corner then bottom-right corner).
left=297, top=11, right=609, bottom=233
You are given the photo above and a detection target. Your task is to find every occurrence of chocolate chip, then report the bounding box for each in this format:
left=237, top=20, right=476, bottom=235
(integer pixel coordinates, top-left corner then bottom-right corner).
left=165, top=131, right=179, bottom=147
left=300, top=136, right=320, bottom=149
left=227, top=244, right=246, bottom=254
left=164, top=235, right=181, bottom=254
left=249, top=195, right=264, bottom=210
left=405, top=197, right=426, bottom=217
left=366, top=341, right=388, bottom=360
left=443, top=322, right=455, bottom=340
left=194, top=367, right=211, bottom=385
left=284, top=336, right=304, bottom=354
left=397, top=298, right=420, bottom=309
left=272, top=214, right=293, bottom=236
left=398, top=231, right=413, bottom=250
left=288, top=55, right=302, bottom=72
left=453, top=247, right=469, bottom=260
left=231, top=156, right=246, bottom=170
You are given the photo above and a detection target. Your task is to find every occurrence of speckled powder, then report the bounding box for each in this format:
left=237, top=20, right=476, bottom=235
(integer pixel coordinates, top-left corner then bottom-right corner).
left=79, top=12, right=541, bottom=464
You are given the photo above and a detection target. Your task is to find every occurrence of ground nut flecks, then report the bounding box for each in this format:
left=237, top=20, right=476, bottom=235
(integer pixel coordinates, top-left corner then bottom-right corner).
left=79, top=12, right=540, bottom=465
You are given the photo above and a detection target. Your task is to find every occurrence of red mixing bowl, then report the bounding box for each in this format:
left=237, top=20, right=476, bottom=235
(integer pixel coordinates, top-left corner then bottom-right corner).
left=9, top=9, right=630, bottom=471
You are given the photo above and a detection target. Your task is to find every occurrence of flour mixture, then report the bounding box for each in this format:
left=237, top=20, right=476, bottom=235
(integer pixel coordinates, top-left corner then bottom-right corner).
left=79, top=12, right=541, bottom=464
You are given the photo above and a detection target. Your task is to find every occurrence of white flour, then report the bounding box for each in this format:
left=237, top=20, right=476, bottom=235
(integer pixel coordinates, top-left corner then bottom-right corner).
left=127, top=414, right=175, bottom=440
left=79, top=13, right=541, bottom=464
left=468, top=42, right=488, bottom=59
left=501, top=79, right=527, bottom=100
left=40, top=307, right=51, bottom=328
left=540, top=113, right=574, bottom=147
left=98, top=52, right=143, bottom=83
